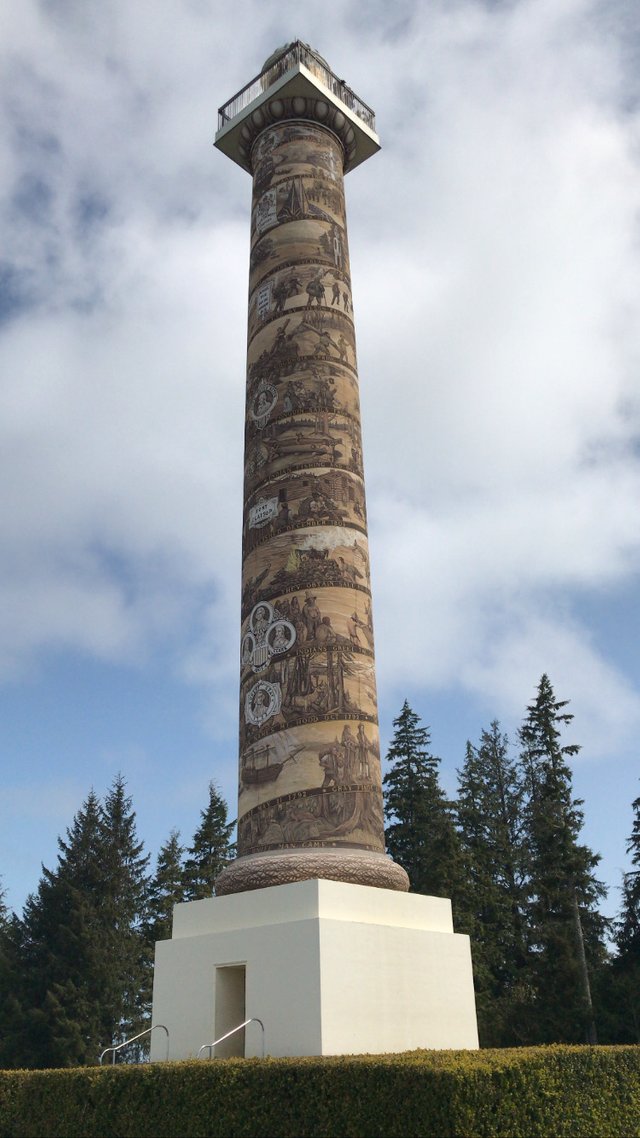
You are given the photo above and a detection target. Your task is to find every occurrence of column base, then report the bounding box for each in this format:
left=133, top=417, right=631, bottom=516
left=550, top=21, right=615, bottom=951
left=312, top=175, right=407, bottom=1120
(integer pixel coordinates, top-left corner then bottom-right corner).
left=151, top=879, right=479, bottom=1059
left=215, top=848, right=409, bottom=894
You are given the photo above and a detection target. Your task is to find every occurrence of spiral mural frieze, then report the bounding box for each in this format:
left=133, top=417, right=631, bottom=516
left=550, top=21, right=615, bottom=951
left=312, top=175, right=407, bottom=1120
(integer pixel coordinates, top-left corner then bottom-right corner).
left=216, top=111, right=408, bottom=895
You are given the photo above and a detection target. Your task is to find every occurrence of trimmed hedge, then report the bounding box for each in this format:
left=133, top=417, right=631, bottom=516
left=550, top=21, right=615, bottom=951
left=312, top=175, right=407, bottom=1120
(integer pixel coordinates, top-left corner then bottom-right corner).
left=0, top=1046, right=638, bottom=1138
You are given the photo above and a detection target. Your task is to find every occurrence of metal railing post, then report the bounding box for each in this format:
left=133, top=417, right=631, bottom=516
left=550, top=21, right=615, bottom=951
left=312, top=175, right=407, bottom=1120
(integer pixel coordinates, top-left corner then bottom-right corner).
left=197, top=1017, right=265, bottom=1060
left=99, top=1023, right=169, bottom=1066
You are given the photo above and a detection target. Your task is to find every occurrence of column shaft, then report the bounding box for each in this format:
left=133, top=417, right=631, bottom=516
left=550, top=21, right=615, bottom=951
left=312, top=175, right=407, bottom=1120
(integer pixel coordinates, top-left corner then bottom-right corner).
left=216, top=117, right=407, bottom=895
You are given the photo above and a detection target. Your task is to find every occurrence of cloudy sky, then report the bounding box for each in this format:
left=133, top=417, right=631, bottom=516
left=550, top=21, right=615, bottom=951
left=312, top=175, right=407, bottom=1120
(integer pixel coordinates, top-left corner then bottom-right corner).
left=2, top=0, right=639, bottom=923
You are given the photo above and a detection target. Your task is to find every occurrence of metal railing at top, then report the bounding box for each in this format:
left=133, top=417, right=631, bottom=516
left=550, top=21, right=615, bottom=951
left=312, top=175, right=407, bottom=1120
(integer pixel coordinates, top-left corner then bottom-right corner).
left=218, top=41, right=376, bottom=134
left=197, top=1017, right=265, bottom=1060
left=99, top=1024, right=169, bottom=1065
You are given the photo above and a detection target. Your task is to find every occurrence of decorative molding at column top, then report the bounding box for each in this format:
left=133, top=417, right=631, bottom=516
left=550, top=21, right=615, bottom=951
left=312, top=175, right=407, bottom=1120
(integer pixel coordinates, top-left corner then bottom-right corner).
left=214, top=40, right=380, bottom=175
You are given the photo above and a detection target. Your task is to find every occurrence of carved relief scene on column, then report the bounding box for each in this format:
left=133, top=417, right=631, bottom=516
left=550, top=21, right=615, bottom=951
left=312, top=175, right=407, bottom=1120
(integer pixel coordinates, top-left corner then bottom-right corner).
left=249, top=263, right=352, bottom=340
left=241, top=643, right=377, bottom=745
left=248, top=308, right=356, bottom=386
left=244, top=412, right=362, bottom=496
left=251, top=174, right=346, bottom=240
left=240, top=590, right=376, bottom=733
left=250, top=124, right=344, bottom=214
left=243, top=468, right=367, bottom=555
left=252, top=122, right=343, bottom=177
left=246, top=361, right=361, bottom=430
left=237, top=718, right=384, bottom=854
left=241, top=526, right=371, bottom=616
left=238, top=783, right=385, bottom=857
left=250, top=217, right=349, bottom=282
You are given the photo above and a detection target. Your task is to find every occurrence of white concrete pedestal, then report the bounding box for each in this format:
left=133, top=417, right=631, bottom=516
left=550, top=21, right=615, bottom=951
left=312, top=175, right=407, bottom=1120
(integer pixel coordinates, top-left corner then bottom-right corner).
left=150, top=878, right=478, bottom=1060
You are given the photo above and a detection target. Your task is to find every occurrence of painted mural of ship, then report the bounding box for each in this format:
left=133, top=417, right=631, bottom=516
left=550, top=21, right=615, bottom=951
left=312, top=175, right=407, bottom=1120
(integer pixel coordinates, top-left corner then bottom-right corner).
left=241, top=742, right=303, bottom=786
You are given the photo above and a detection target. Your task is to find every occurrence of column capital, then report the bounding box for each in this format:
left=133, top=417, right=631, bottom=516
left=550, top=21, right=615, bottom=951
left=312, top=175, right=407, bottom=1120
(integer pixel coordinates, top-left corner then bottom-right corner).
left=215, top=40, right=380, bottom=175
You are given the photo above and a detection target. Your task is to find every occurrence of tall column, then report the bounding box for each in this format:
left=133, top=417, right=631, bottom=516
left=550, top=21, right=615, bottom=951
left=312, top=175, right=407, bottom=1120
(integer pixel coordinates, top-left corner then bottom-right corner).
left=214, top=44, right=408, bottom=895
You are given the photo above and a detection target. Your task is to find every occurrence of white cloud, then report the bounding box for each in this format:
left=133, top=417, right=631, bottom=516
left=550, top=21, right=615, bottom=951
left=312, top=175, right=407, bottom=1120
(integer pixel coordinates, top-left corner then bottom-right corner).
left=0, top=0, right=639, bottom=760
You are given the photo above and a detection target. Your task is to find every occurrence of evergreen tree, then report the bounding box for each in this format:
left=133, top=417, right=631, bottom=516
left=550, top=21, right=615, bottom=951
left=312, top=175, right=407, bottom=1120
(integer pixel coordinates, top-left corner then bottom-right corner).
left=0, top=877, right=9, bottom=927
left=5, top=779, right=151, bottom=1068
left=145, top=830, right=186, bottom=945
left=136, top=830, right=187, bottom=1056
left=456, top=723, right=530, bottom=1045
left=99, top=775, right=151, bottom=1049
left=0, top=914, right=27, bottom=1068
left=519, top=674, right=607, bottom=1043
left=383, top=701, right=463, bottom=900
left=183, top=783, right=235, bottom=900
left=609, top=785, right=640, bottom=1041
left=13, top=790, right=111, bottom=1067
left=0, top=880, right=24, bottom=1068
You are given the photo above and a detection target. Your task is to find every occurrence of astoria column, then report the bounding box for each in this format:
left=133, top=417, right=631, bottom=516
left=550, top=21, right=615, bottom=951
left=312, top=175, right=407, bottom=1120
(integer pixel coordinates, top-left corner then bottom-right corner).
left=214, top=43, right=408, bottom=896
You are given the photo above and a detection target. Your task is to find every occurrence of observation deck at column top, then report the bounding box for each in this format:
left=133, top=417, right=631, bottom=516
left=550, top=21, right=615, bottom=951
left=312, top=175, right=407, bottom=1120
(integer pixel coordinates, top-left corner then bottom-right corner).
left=214, top=40, right=380, bottom=175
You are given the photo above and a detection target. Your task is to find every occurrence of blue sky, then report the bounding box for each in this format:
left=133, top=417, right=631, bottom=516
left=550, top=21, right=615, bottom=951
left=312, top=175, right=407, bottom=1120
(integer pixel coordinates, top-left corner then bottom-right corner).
left=1, top=0, right=639, bottom=926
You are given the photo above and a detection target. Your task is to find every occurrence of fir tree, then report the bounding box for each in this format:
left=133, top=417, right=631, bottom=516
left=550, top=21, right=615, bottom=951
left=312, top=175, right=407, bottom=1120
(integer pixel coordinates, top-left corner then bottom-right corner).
left=0, top=877, right=9, bottom=927
left=145, top=830, right=186, bottom=945
left=6, top=779, right=151, bottom=1068
left=14, top=790, right=111, bottom=1067
left=0, top=880, right=24, bottom=1068
left=519, top=674, right=607, bottom=1043
left=456, top=723, right=529, bottom=1045
left=383, top=701, right=463, bottom=901
left=616, top=786, right=640, bottom=958
left=183, top=783, right=235, bottom=900
left=0, top=917, right=29, bottom=1068
left=137, top=830, right=187, bottom=1054
left=99, top=775, right=151, bottom=1049
left=609, top=785, right=640, bottom=1041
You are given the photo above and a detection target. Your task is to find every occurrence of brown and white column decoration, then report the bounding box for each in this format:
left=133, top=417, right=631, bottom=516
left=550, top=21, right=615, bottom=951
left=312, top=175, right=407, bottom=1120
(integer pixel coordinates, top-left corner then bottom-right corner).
left=214, top=47, right=408, bottom=896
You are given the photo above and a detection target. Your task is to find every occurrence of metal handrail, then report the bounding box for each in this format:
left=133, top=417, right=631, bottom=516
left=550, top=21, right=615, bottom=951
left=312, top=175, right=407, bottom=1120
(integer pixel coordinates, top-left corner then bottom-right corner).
left=218, top=40, right=376, bottom=133
left=197, top=1017, right=265, bottom=1060
left=99, top=1023, right=169, bottom=1065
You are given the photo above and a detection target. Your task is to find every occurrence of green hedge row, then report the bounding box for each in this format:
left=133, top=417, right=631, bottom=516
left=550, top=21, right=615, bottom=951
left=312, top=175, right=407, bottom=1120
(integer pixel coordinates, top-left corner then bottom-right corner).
left=0, top=1045, right=638, bottom=1138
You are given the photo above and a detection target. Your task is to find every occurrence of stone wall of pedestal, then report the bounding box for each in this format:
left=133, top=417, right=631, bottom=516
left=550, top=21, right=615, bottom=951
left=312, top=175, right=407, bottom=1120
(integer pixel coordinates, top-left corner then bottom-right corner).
left=150, top=880, right=479, bottom=1059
